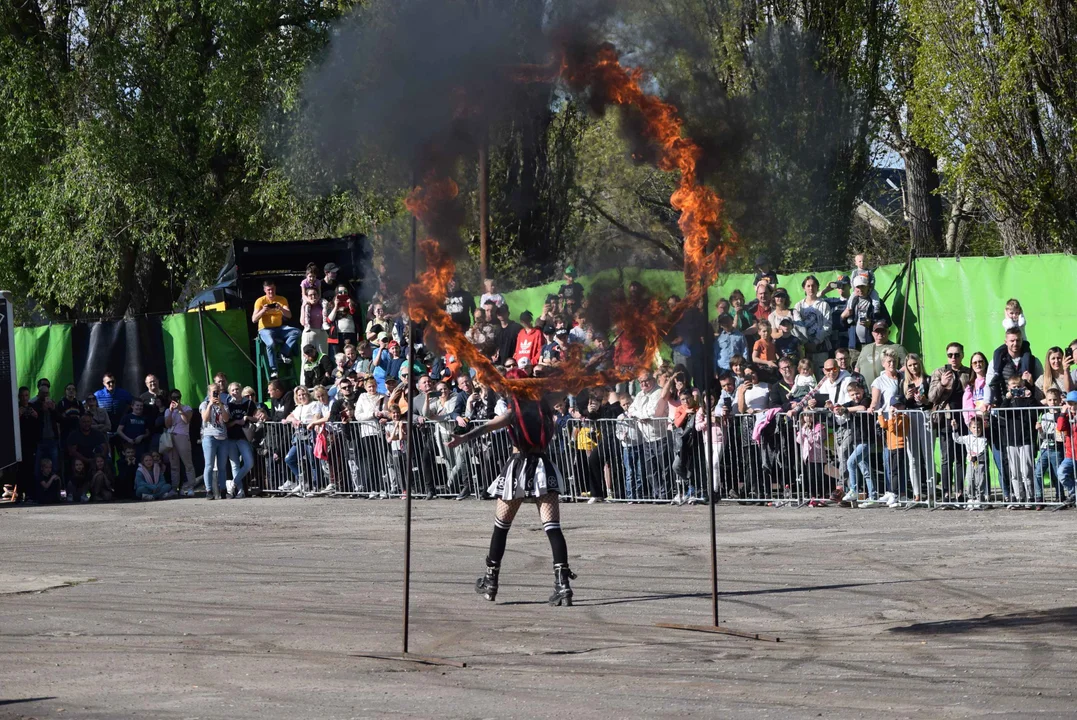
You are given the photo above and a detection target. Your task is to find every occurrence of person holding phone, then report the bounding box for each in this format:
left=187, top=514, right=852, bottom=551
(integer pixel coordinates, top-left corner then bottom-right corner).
left=252, top=279, right=301, bottom=379
left=199, top=384, right=231, bottom=499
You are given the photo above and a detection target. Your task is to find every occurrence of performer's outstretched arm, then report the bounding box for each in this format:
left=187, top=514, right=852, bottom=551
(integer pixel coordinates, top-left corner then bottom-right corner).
left=446, top=411, right=513, bottom=449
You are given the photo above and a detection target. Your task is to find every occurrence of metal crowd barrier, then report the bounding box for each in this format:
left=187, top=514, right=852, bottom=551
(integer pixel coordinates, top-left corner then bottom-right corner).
left=246, top=405, right=1069, bottom=508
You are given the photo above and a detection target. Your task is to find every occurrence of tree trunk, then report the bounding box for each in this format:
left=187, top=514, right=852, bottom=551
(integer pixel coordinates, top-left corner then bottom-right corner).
left=944, top=180, right=967, bottom=254
left=902, top=143, right=942, bottom=253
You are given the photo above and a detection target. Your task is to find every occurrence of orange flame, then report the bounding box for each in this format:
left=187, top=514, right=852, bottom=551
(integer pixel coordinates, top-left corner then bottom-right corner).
left=404, top=42, right=733, bottom=399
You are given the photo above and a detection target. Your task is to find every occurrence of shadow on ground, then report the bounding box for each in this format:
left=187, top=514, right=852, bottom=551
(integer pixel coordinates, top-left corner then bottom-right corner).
left=890, top=606, right=1077, bottom=635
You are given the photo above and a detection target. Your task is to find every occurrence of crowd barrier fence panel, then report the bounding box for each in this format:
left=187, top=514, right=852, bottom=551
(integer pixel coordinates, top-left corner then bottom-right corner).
left=248, top=406, right=1070, bottom=509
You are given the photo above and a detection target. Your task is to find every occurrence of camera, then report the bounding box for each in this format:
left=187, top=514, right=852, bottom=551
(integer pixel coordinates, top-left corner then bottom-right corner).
left=1011, top=387, right=1026, bottom=398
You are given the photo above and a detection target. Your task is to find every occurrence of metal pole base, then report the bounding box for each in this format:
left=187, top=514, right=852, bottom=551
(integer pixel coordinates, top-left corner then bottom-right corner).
left=655, top=622, right=780, bottom=643
left=351, top=652, right=468, bottom=668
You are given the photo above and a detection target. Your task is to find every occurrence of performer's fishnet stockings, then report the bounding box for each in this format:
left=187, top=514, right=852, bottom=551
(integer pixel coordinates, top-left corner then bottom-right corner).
left=536, top=494, right=561, bottom=524
left=494, top=498, right=524, bottom=524
left=487, top=495, right=568, bottom=568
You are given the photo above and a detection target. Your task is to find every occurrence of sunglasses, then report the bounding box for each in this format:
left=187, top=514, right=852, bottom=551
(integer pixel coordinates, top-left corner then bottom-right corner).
left=947, top=352, right=961, bottom=358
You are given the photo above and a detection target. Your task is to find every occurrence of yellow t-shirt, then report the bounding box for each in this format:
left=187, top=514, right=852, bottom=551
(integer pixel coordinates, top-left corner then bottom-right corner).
left=254, top=295, right=289, bottom=331
left=576, top=425, right=599, bottom=451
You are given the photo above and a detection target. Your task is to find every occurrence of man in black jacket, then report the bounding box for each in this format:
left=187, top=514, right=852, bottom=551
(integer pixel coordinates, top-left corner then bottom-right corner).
left=445, top=277, right=476, bottom=331
left=928, top=342, right=972, bottom=502
left=492, top=304, right=521, bottom=365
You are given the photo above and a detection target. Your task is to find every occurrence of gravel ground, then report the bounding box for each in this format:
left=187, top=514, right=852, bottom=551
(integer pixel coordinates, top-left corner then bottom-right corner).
left=3, top=497, right=1077, bottom=719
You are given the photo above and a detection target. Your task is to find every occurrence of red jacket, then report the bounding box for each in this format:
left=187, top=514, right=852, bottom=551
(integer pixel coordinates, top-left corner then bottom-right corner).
left=514, top=327, right=544, bottom=368
left=1056, top=412, right=1077, bottom=460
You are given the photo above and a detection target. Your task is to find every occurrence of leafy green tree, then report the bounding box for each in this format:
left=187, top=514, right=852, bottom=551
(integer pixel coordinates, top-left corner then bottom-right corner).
left=0, top=0, right=378, bottom=320
left=909, top=0, right=1077, bottom=253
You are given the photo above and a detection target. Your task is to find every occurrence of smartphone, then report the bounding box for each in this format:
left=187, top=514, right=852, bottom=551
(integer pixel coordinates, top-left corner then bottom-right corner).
left=212, top=390, right=220, bottom=400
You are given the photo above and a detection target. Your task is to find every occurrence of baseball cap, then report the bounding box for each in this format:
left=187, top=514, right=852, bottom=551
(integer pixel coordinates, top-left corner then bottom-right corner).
left=1067, top=391, right=1077, bottom=404
left=852, top=275, right=869, bottom=288
left=835, top=275, right=851, bottom=287
left=872, top=320, right=890, bottom=331
left=564, top=265, right=577, bottom=277
left=543, top=324, right=557, bottom=335
left=387, top=340, right=399, bottom=349
left=517, top=357, right=530, bottom=368
left=555, top=326, right=569, bottom=336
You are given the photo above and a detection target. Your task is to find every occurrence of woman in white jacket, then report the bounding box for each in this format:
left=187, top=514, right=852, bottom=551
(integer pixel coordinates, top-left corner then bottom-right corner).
left=793, top=275, right=833, bottom=372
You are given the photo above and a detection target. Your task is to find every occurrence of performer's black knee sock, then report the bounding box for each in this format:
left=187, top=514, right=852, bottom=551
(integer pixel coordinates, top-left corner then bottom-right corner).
left=543, top=521, right=568, bottom=566
left=487, top=518, right=511, bottom=566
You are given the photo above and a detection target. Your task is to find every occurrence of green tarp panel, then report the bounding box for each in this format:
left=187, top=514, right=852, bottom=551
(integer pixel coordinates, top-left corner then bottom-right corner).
left=496, top=261, right=915, bottom=358
left=913, top=254, right=1077, bottom=368
left=161, top=310, right=255, bottom=405
left=15, top=324, right=74, bottom=392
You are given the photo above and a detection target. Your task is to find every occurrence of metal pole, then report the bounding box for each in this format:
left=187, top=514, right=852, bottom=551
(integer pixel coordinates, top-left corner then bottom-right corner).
left=899, top=247, right=915, bottom=347
left=700, top=283, right=718, bottom=627
left=197, top=304, right=210, bottom=387
left=402, top=183, right=418, bottom=656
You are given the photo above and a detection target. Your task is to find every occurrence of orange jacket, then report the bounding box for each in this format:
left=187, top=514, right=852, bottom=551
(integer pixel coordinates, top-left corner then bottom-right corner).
left=878, top=412, right=909, bottom=450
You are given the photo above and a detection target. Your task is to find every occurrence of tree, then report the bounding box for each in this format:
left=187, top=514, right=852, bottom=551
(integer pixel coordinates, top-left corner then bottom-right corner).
left=909, top=0, right=1077, bottom=253
left=591, top=0, right=893, bottom=273
left=0, top=0, right=376, bottom=320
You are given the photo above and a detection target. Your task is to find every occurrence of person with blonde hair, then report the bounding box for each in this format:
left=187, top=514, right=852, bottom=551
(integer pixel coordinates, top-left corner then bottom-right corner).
left=1040, top=346, right=1071, bottom=402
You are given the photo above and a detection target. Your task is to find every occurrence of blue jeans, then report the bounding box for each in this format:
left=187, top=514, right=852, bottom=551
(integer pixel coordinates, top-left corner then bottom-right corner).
left=201, top=435, right=229, bottom=493
left=1033, top=447, right=1061, bottom=502
left=135, top=479, right=173, bottom=499
left=846, top=443, right=875, bottom=499
left=35, top=438, right=60, bottom=482
left=285, top=439, right=320, bottom=488
left=990, top=443, right=1010, bottom=500
left=227, top=439, right=254, bottom=492
left=621, top=445, right=644, bottom=500
left=1058, top=458, right=1076, bottom=499
left=258, top=326, right=302, bottom=372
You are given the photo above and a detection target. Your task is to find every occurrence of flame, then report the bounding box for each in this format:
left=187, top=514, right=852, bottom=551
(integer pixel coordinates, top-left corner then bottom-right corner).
left=403, top=42, right=733, bottom=399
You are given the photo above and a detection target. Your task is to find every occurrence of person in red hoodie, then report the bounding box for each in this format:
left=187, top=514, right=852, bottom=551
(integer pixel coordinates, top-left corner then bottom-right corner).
left=513, top=311, right=544, bottom=369
left=1056, top=390, right=1077, bottom=506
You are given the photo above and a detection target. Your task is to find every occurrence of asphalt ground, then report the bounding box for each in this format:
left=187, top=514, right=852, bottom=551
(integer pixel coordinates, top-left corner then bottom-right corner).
left=3, top=497, right=1077, bottom=719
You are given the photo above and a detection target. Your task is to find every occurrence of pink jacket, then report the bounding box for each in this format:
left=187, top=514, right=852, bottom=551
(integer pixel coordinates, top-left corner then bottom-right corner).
left=795, top=423, right=826, bottom=463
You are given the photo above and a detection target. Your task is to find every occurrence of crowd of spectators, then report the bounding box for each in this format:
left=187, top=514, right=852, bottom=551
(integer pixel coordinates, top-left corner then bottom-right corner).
left=8, top=254, right=1077, bottom=512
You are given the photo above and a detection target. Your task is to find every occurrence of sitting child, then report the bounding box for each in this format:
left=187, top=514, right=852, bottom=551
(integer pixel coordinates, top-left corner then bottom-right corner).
left=115, top=446, right=138, bottom=500
left=790, top=358, right=818, bottom=399
left=1002, top=297, right=1026, bottom=333
left=135, top=453, right=176, bottom=501
left=90, top=455, right=114, bottom=502
left=67, top=457, right=91, bottom=502
left=36, top=458, right=64, bottom=504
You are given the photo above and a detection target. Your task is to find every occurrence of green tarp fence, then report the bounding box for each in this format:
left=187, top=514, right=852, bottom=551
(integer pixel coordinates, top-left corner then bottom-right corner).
left=14, top=255, right=1074, bottom=393
left=496, top=254, right=1073, bottom=367
left=15, top=310, right=254, bottom=405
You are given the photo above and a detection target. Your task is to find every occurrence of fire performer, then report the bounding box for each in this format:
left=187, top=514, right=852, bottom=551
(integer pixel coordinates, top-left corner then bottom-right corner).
left=446, top=369, right=576, bottom=606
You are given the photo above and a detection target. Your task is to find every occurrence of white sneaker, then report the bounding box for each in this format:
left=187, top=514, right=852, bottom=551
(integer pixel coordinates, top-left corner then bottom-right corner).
left=141, top=493, right=155, bottom=501
left=226, top=480, right=235, bottom=496
left=279, top=481, right=297, bottom=493
left=886, top=496, right=901, bottom=508
left=671, top=493, right=685, bottom=506
left=881, top=491, right=896, bottom=504
left=860, top=498, right=881, bottom=508
left=587, top=497, right=599, bottom=504
left=841, top=490, right=857, bottom=503
left=323, top=483, right=338, bottom=495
